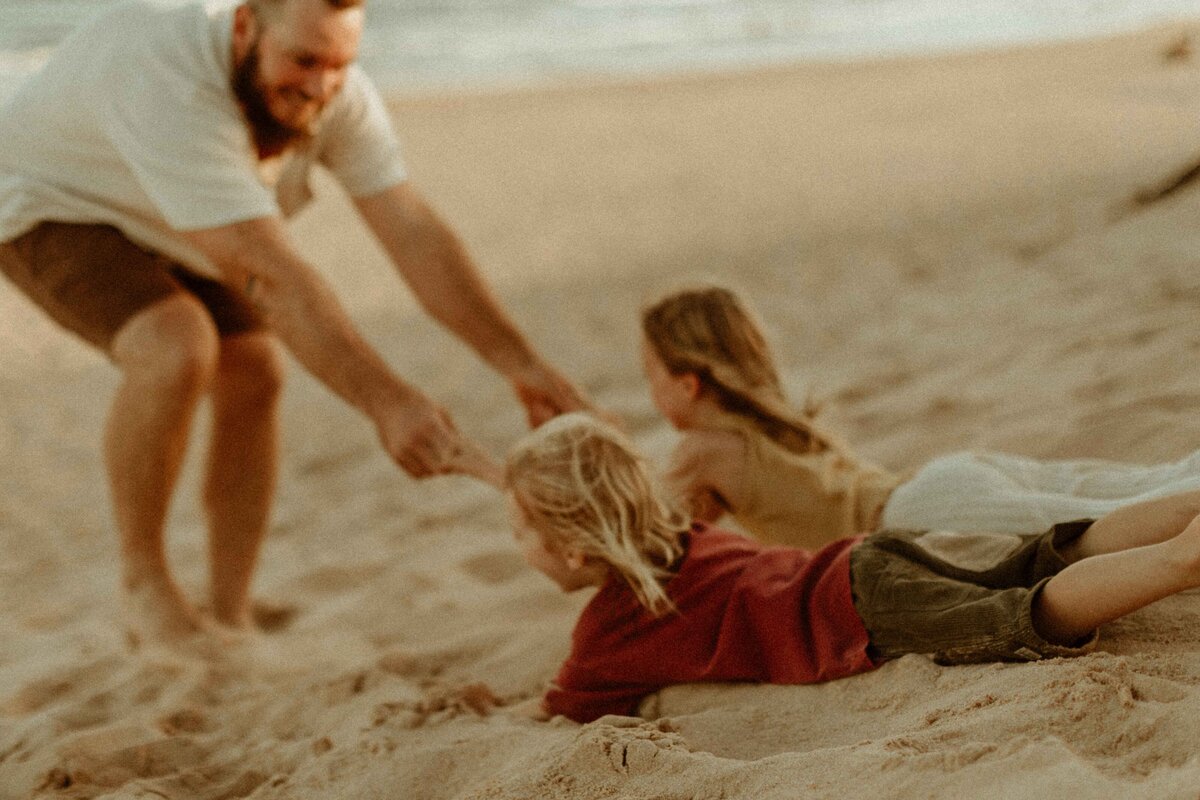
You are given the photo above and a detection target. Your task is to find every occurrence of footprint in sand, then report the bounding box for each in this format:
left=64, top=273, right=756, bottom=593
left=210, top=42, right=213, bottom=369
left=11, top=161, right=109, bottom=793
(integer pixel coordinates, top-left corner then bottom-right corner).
left=1141, top=391, right=1200, bottom=413
left=42, top=660, right=205, bottom=735
left=156, top=706, right=212, bottom=736
left=1075, top=392, right=1200, bottom=427
left=5, top=677, right=75, bottom=716
left=42, top=723, right=210, bottom=794
left=836, top=369, right=914, bottom=403
left=292, top=562, right=387, bottom=595
left=251, top=599, right=300, bottom=633
left=3, top=656, right=125, bottom=715
left=459, top=550, right=527, bottom=585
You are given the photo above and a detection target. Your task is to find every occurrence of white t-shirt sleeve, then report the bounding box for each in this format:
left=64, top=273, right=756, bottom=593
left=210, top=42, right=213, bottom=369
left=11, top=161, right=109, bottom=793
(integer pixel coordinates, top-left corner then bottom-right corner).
left=101, top=42, right=279, bottom=231
left=317, top=67, right=408, bottom=197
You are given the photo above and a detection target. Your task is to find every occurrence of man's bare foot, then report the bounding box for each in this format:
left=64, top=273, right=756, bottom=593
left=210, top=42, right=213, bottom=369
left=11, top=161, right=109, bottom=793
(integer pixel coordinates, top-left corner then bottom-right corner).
left=204, top=598, right=299, bottom=634
left=210, top=605, right=255, bottom=633
left=120, top=575, right=212, bottom=649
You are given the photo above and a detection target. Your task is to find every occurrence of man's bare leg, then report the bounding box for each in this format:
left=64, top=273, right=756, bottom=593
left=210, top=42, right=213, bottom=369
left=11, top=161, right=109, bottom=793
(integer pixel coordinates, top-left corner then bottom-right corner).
left=105, top=295, right=220, bottom=640
left=1034, top=499, right=1200, bottom=645
left=204, top=332, right=283, bottom=629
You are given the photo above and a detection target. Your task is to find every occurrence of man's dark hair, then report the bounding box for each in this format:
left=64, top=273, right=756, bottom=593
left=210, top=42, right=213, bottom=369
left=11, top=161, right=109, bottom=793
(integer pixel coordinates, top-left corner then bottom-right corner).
left=248, top=0, right=365, bottom=23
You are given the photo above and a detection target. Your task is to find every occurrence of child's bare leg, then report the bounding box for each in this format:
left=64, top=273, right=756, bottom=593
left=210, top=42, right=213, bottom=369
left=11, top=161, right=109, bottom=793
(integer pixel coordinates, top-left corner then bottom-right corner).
left=1033, top=511, right=1200, bottom=644
left=1058, top=489, right=1200, bottom=563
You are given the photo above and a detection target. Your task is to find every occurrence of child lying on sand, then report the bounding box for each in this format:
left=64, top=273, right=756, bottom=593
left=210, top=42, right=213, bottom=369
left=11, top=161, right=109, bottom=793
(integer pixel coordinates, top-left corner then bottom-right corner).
left=505, top=412, right=1200, bottom=723
left=640, top=285, right=1200, bottom=548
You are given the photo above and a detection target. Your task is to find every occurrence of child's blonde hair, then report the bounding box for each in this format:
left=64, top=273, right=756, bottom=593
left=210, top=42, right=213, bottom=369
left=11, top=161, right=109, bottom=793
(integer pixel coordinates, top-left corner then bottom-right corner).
left=505, top=413, right=689, bottom=616
left=641, top=284, right=841, bottom=456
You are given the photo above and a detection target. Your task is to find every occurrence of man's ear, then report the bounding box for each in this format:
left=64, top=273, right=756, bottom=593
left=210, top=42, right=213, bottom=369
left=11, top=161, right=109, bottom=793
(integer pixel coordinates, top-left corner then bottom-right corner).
left=680, top=372, right=702, bottom=400
left=232, top=4, right=258, bottom=57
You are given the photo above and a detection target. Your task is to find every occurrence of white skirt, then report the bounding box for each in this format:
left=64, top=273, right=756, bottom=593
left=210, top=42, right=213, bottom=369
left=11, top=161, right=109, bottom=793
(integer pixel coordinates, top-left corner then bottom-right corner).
left=879, top=449, right=1200, bottom=534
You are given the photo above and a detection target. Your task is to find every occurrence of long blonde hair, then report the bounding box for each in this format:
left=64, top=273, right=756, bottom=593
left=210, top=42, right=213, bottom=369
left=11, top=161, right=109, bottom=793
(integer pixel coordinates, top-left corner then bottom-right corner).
left=641, top=285, right=842, bottom=456
left=505, top=413, right=689, bottom=616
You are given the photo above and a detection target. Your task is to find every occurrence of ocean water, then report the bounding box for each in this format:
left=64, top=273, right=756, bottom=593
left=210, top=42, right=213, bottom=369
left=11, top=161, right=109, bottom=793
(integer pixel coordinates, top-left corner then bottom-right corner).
left=1, top=0, right=1198, bottom=99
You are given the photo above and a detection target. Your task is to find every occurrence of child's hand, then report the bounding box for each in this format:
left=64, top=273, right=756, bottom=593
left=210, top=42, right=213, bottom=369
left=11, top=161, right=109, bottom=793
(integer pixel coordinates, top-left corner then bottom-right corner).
left=446, top=438, right=505, bottom=489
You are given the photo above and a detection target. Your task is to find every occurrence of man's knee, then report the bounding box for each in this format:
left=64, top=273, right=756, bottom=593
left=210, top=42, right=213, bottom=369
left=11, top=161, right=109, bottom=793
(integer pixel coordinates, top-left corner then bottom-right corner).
left=111, top=295, right=220, bottom=395
left=215, top=333, right=286, bottom=407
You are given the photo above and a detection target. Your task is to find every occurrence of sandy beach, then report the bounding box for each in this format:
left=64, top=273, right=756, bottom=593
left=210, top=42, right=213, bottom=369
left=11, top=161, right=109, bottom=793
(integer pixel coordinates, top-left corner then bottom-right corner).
left=7, top=20, right=1200, bottom=799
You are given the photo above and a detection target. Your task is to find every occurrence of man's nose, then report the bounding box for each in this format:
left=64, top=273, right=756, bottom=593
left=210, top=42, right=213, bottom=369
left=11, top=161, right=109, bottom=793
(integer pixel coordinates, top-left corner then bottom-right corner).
left=302, top=69, right=340, bottom=103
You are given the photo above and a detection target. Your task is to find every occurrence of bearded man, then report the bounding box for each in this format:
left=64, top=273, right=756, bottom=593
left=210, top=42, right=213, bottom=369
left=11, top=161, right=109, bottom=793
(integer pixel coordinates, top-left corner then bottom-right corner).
left=0, top=0, right=590, bottom=642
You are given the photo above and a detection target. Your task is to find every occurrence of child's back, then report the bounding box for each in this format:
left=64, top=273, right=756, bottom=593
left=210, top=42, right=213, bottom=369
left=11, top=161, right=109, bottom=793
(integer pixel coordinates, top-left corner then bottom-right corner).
left=546, top=524, right=875, bottom=722
left=639, top=284, right=897, bottom=548
left=668, top=415, right=900, bottom=549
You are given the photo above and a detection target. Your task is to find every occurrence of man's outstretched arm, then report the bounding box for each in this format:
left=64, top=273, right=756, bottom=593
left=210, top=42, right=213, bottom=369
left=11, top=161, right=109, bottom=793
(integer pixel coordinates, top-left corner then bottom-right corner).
left=183, top=216, right=495, bottom=479
left=354, top=182, right=592, bottom=427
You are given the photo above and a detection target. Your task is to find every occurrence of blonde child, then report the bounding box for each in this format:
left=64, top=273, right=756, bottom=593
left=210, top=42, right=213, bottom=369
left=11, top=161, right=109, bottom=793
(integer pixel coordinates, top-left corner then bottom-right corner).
left=641, top=285, right=1200, bottom=549
left=506, top=412, right=1200, bottom=723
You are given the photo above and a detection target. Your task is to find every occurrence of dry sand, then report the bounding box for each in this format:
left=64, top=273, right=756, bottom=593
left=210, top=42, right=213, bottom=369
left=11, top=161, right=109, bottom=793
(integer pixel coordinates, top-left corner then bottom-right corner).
left=6, top=22, right=1200, bottom=799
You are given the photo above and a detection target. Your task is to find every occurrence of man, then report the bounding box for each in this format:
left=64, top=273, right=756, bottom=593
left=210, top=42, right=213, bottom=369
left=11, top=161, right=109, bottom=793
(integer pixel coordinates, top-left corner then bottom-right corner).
left=0, top=0, right=590, bottom=641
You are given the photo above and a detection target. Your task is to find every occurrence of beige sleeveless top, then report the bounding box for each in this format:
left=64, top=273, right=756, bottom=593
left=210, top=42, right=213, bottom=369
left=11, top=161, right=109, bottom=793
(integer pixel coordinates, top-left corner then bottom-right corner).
left=670, top=416, right=902, bottom=550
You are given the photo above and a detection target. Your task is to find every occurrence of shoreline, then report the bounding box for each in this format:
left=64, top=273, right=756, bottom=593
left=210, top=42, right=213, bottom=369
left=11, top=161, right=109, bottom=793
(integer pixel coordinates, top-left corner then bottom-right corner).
left=2, top=14, right=1200, bottom=105
left=283, top=19, right=1200, bottom=330
left=363, top=16, right=1200, bottom=103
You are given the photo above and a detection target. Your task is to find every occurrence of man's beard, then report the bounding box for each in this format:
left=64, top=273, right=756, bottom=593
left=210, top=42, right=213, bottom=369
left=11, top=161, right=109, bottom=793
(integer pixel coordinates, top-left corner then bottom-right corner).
left=232, top=38, right=315, bottom=158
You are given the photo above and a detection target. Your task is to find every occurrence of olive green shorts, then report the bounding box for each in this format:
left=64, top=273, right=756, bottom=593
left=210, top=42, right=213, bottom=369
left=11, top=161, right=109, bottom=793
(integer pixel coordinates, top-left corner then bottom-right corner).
left=850, top=520, right=1099, bottom=665
left=0, top=222, right=265, bottom=352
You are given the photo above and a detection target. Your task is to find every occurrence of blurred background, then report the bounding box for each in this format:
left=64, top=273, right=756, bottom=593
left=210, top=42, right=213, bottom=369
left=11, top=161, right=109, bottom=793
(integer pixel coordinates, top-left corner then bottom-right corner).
left=2, top=0, right=1198, bottom=101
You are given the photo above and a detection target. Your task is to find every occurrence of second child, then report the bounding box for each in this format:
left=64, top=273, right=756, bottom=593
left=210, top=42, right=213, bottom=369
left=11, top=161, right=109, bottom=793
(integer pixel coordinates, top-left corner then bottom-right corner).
left=641, top=284, right=1200, bottom=548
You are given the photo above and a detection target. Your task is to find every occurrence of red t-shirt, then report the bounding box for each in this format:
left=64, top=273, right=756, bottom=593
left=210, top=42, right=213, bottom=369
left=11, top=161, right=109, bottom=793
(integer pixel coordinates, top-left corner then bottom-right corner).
left=544, top=525, right=877, bottom=722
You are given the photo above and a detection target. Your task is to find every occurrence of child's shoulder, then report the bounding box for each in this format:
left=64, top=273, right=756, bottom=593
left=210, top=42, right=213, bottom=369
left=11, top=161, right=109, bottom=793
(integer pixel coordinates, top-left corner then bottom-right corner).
left=686, top=523, right=767, bottom=558
left=674, top=428, right=750, bottom=468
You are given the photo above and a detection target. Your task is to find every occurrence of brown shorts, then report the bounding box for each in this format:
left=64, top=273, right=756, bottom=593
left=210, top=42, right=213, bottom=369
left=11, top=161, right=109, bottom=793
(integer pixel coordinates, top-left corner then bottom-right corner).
left=850, top=520, right=1099, bottom=665
left=0, top=222, right=265, bottom=352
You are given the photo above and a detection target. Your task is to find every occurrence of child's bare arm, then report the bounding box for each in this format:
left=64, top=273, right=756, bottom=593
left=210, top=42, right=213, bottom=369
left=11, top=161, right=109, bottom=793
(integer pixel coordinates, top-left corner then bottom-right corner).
left=690, top=486, right=730, bottom=523
left=447, top=438, right=505, bottom=488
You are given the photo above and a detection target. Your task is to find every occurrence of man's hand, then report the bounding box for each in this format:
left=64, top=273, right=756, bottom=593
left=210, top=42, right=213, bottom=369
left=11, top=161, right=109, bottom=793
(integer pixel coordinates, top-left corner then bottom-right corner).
left=372, top=389, right=466, bottom=478
left=373, top=388, right=505, bottom=485
left=510, top=361, right=593, bottom=428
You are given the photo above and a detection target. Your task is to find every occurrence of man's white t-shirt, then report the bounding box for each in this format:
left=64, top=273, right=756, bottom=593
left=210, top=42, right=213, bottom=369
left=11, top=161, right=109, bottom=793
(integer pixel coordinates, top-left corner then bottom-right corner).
left=0, top=0, right=407, bottom=279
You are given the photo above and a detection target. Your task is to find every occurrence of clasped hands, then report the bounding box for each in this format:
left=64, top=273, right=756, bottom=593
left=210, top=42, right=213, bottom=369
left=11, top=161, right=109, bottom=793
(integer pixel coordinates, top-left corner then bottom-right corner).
left=374, top=360, right=598, bottom=489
